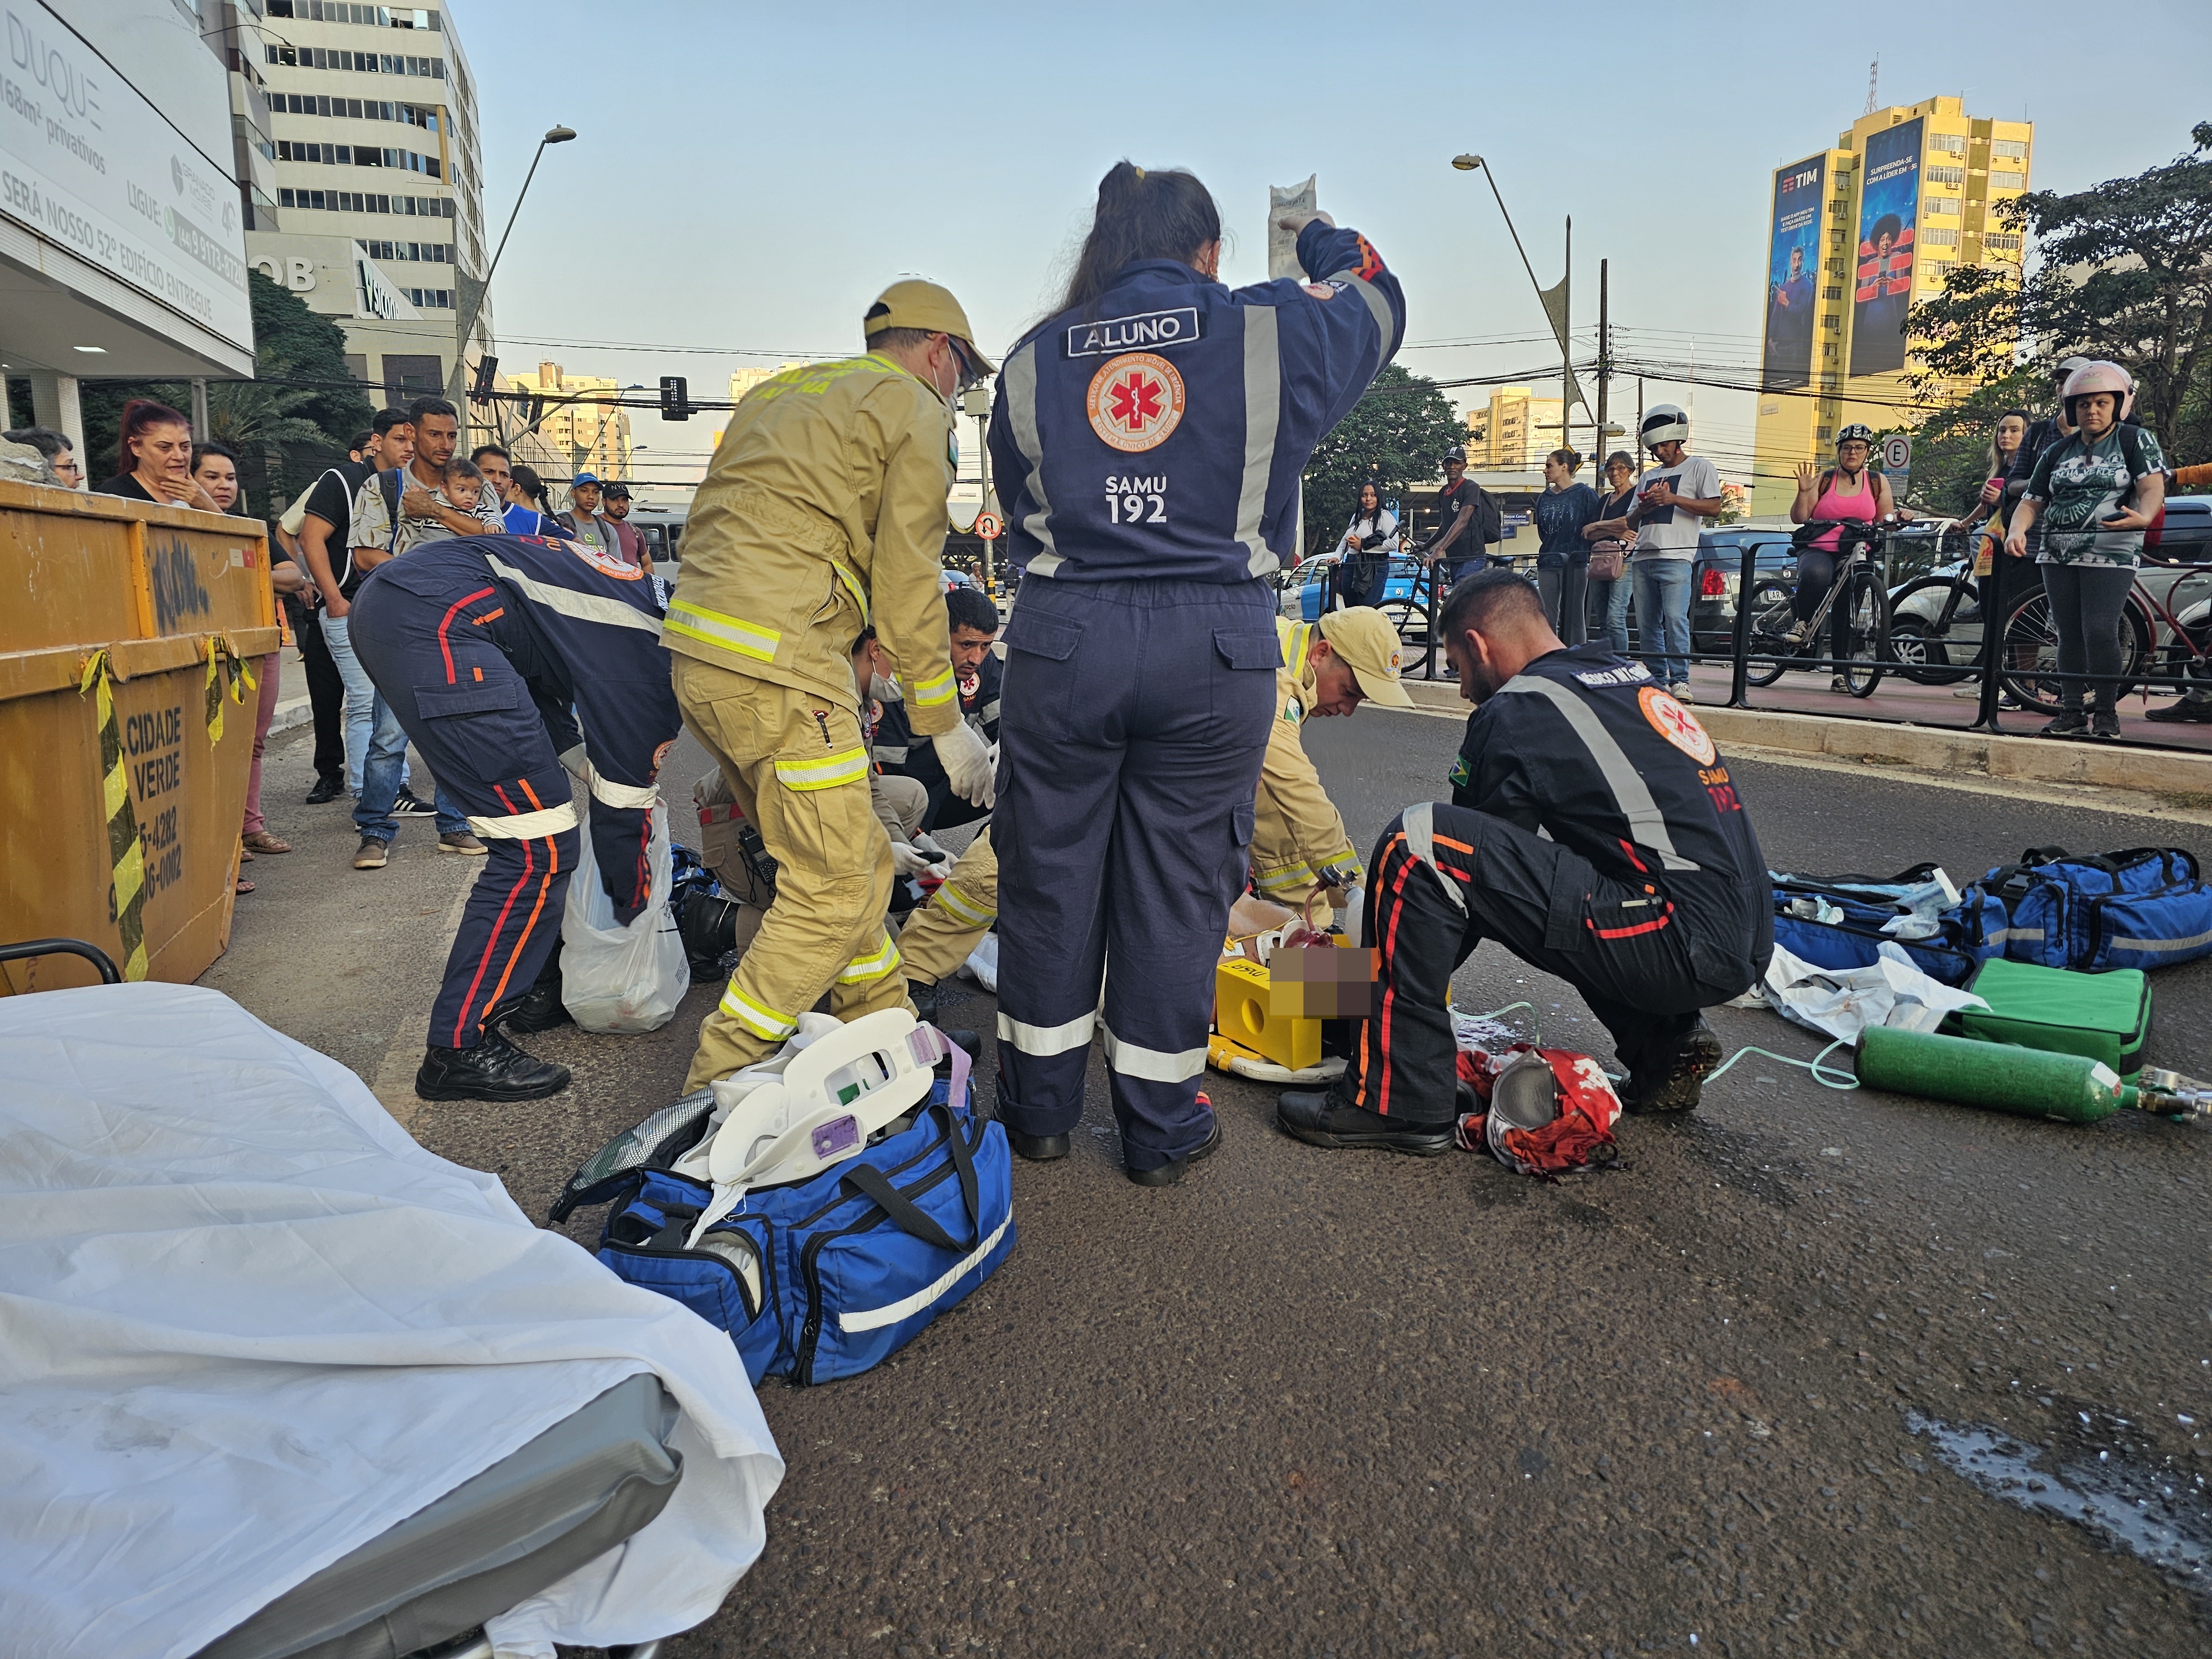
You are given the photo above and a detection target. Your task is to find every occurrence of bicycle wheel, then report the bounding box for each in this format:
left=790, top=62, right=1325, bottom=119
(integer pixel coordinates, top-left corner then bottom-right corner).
left=1838, top=567, right=1888, bottom=697
left=1886, top=577, right=1978, bottom=685
left=1742, top=578, right=1797, bottom=688
left=2000, top=588, right=2152, bottom=712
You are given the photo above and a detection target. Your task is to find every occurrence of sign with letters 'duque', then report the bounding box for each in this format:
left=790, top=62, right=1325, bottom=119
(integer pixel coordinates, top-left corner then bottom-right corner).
left=1, top=0, right=253, bottom=351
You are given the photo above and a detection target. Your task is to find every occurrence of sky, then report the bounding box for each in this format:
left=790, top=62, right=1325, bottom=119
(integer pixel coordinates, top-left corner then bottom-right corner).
left=462, top=0, right=2205, bottom=505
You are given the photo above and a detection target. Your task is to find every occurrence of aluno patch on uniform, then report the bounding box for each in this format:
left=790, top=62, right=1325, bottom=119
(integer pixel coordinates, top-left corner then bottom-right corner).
left=1066, top=307, right=1202, bottom=358
left=1638, top=685, right=1717, bottom=765
left=1087, top=352, right=1186, bottom=453
left=1448, top=753, right=1472, bottom=789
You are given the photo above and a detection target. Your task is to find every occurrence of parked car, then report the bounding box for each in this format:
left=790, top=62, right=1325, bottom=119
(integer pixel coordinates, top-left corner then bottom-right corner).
left=1278, top=554, right=1431, bottom=632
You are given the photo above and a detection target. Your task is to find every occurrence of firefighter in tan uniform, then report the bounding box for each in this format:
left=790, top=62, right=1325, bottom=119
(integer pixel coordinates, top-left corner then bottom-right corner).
left=899, top=827, right=998, bottom=1022
left=666, top=281, right=997, bottom=1091
left=1251, top=607, right=1415, bottom=912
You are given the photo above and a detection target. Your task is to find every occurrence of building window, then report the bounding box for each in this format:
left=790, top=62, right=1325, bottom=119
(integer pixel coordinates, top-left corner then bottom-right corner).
left=1822, top=315, right=1841, bottom=332
left=1991, top=170, right=2025, bottom=189
left=1924, top=164, right=1965, bottom=185
left=1817, top=427, right=1833, bottom=442
left=1921, top=226, right=1959, bottom=248
left=401, top=288, right=453, bottom=309
left=1924, top=194, right=1959, bottom=216
left=1992, top=139, right=2028, bottom=159
left=1984, top=232, right=2023, bottom=252
left=1924, top=260, right=1955, bottom=286
left=1822, top=285, right=1843, bottom=301
left=1929, top=133, right=1968, bottom=156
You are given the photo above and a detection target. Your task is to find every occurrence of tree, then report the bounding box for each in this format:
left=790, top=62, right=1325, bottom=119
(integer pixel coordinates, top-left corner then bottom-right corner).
left=1885, top=367, right=2048, bottom=516
left=79, top=271, right=373, bottom=510
left=1300, top=362, right=1466, bottom=558
left=1908, top=121, right=2212, bottom=452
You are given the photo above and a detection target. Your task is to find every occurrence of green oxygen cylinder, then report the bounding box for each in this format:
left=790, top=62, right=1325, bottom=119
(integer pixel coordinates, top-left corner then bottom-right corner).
left=1855, top=1026, right=2126, bottom=1124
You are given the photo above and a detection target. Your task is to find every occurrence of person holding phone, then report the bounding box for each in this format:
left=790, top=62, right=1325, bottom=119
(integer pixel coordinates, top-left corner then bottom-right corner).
left=2006, top=362, right=2167, bottom=740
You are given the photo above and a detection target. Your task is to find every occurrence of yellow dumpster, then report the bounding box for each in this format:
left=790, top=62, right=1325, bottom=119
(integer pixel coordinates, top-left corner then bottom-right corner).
left=0, top=480, right=279, bottom=992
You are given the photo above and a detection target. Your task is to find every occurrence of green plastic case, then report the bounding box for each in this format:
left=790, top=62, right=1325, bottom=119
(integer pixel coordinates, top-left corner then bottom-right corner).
left=1953, top=958, right=2153, bottom=1079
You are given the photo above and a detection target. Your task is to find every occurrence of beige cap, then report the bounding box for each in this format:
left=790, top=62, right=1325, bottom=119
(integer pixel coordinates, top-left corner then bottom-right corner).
left=863, top=279, right=995, bottom=374
left=1316, top=607, right=1415, bottom=708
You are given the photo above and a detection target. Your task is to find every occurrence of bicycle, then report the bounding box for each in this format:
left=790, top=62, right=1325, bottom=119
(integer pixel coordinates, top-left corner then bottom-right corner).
left=1995, top=552, right=2212, bottom=715
left=1739, top=520, right=1893, bottom=697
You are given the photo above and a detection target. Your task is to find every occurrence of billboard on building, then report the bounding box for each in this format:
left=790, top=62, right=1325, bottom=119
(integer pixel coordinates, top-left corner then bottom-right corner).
left=1760, top=154, right=1826, bottom=392
left=1849, top=116, right=1923, bottom=378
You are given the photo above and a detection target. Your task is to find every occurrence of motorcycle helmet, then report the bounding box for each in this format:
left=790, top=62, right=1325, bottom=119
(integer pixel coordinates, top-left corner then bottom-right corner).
left=2061, top=360, right=2135, bottom=426
left=1640, top=404, right=1689, bottom=448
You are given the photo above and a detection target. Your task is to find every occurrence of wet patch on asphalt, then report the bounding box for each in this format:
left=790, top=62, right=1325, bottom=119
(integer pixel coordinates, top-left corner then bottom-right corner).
left=1908, top=1402, right=2212, bottom=1590
left=1678, top=1117, right=1807, bottom=1207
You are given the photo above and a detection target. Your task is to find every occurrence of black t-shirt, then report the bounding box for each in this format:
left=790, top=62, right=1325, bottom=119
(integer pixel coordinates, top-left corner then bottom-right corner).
left=1433, top=477, right=1484, bottom=560
left=96, top=474, right=159, bottom=502
left=298, top=460, right=375, bottom=598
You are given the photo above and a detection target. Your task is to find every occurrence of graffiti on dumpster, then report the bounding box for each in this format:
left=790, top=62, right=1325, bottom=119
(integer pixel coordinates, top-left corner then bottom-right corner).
left=126, top=703, right=186, bottom=902
left=150, top=536, right=211, bottom=632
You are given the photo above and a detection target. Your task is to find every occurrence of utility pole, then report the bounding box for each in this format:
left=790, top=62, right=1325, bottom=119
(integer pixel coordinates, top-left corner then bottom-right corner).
left=1561, top=218, right=1573, bottom=473
left=1595, top=259, right=1610, bottom=469
left=961, top=384, right=993, bottom=593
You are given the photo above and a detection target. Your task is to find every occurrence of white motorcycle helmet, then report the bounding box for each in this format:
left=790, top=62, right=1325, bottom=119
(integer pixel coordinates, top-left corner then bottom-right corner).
left=2061, top=359, right=2135, bottom=426
left=1640, top=404, right=1690, bottom=448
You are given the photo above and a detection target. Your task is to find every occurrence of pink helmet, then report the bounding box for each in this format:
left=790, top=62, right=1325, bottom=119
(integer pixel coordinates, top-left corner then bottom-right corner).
left=2061, top=359, right=2135, bottom=424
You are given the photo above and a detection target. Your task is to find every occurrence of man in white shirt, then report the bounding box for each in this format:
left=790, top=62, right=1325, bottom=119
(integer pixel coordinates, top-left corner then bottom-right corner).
left=343, top=396, right=502, bottom=868
left=1625, top=404, right=1725, bottom=700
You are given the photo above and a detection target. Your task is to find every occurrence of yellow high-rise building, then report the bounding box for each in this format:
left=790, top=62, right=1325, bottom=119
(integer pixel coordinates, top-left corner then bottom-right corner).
left=728, top=363, right=805, bottom=406
left=506, top=360, right=633, bottom=482
left=1472, top=385, right=1563, bottom=471
left=1749, top=95, right=2032, bottom=515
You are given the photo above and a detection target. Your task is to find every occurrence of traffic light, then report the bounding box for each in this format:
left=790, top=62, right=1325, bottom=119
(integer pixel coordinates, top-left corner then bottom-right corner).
left=660, top=375, right=690, bottom=422
left=468, top=354, right=499, bottom=403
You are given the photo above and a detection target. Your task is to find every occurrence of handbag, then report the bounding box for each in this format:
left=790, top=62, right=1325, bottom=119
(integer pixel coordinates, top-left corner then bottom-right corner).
left=1587, top=541, right=1626, bottom=583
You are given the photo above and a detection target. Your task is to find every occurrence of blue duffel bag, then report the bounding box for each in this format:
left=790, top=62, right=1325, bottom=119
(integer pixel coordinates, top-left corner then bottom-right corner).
left=1987, top=845, right=2212, bottom=973
left=588, top=1057, right=1015, bottom=1387
left=1770, top=864, right=2006, bottom=988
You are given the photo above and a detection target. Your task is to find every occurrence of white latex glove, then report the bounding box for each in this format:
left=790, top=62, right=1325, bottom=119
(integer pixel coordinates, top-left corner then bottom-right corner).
left=910, top=831, right=952, bottom=864
left=889, top=841, right=936, bottom=878
left=935, top=718, right=995, bottom=808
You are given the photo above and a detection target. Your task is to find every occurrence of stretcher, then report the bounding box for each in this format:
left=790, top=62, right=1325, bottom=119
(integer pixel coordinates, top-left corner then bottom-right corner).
left=0, top=946, right=784, bottom=1659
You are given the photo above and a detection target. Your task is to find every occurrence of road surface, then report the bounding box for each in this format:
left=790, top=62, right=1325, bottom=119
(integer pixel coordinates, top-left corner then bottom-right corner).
left=213, top=696, right=2212, bottom=1657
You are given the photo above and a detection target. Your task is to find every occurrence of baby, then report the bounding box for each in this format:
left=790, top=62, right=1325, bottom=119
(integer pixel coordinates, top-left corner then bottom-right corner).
left=441, top=456, right=486, bottom=515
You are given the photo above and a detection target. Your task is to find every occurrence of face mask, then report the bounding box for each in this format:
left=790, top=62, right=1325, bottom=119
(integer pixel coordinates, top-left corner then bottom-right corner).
left=870, top=672, right=901, bottom=702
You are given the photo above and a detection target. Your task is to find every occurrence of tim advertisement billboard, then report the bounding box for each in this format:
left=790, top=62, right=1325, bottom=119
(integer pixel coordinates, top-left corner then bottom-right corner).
left=1849, top=117, right=1923, bottom=378
left=1761, top=155, right=1826, bottom=391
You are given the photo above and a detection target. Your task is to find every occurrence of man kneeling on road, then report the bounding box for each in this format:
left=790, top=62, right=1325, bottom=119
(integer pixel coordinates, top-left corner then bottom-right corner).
left=1278, top=570, right=1772, bottom=1151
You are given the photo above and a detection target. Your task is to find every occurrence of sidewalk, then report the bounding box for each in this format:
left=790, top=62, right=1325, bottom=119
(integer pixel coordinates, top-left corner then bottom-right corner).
left=267, top=647, right=314, bottom=739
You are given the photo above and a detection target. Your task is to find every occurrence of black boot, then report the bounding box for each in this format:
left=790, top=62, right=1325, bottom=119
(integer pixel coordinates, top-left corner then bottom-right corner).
left=498, top=979, right=573, bottom=1034
left=1126, top=1115, right=1222, bottom=1187
left=2040, top=708, right=2089, bottom=738
left=415, top=1029, right=572, bottom=1102
left=304, top=775, right=346, bottom=805
left=1008, top=1127, right=1071, bottom=1162
left=909, top=978, right=941, bottom=1029
left=1622, top=1017, right=1723, bottom=1115
left=1276, top=1088, right=1455, bottom=1155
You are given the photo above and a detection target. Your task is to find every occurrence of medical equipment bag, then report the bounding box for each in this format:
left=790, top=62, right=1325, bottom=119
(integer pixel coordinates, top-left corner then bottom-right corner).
left=1984, top=846, right=2212, bottom=973
left=1769, top=864, right=2006, bottom=988
left=1953, top=957, right=2154, bottom=1079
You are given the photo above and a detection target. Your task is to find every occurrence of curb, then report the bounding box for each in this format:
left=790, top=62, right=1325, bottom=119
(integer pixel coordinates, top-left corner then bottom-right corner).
left=1396, top=677, right=2212, bottom=804
left=269, top=695, right=313, bottom=736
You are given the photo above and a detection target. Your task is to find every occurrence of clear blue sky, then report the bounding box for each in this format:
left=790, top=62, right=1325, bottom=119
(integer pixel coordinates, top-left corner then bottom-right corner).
left=464, top=0, right=2203, bottom=495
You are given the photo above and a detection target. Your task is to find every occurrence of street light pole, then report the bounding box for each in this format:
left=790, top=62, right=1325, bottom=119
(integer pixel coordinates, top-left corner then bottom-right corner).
left=446, top=124, right=577, bottom=411
left=1452, top=154, right=1582, bottom=473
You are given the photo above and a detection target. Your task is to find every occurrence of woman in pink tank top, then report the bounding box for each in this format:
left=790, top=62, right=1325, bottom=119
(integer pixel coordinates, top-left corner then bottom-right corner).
left=1786, top=426, right=1899, bottom=683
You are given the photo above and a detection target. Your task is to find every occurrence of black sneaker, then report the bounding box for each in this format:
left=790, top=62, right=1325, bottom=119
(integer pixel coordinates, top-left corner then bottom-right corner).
left=305, top=775, right=346, bottom=805
left=2090, top=709, right=2122, bottom=740
left=415, top=1030, right=571, bottom=1102
left=2039, top=710, right=2090, bottom=738
left=908, top=978, right=941, bottom=1029
left=392, top=787, right=437, bottom=817
left=2146, top=698, right=2212, bottom=724
left=1623, top=1018, right=1723, bottom=1115
left=1275, top=1089, right=1455, bottom=1155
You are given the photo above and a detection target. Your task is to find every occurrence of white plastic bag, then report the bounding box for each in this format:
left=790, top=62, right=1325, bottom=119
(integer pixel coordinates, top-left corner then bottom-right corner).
left=1761, top=940, right=1987, bottom=1044
left=561, top=798, right=687, bottom=1033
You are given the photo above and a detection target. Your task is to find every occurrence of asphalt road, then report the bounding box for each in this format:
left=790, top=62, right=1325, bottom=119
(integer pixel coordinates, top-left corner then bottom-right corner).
left=217, top=701, right=2212, bottom=1657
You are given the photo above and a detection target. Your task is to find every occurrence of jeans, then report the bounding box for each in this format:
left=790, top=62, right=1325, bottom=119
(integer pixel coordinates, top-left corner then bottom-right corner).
left=328, top=612, right=467, bottom=842
left=1538, top=562, right=1589, bottom=646
left=1588, top=574, right=1632, bottom=653
left=322, top=611, right=408, bottom=797
left=1635, top=558, right=1694, bottom=686
left=2039, top=561, right=2135, bottom=714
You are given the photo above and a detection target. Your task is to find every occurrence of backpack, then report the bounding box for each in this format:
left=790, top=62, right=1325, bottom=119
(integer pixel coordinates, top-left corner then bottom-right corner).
left=1472, top=481, right=1504, bottom=546
left=1985, top=846, right=2212, bottom=973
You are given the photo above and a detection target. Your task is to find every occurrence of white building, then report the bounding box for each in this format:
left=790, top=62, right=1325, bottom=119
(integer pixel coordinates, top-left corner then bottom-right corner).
left=1, top=0, right=255, bottom=456
left=239, top=0, right=487, bottom=408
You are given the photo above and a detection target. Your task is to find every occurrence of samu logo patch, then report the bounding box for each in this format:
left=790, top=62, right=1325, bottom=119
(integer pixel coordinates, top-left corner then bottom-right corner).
left=1087, top=353, right=1185, bottom=453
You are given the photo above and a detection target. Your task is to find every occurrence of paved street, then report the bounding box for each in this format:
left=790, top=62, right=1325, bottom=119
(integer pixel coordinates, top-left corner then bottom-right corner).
left=218, top=698, right=2212, bottom=1658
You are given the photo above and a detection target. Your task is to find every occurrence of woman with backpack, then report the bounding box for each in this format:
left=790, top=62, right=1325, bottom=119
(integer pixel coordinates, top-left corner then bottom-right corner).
left=1788, top=424, right=1898, bottom=691
left=2005, top=361, right=2168, bottom=740
left=1333, top=481, right=1398, bottom=608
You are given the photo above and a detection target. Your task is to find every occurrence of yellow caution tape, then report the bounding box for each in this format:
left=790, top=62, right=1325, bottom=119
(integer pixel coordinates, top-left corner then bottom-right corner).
left=202, top=634, right=255, bottom=747
left=78, top=650, right=149, bottom=982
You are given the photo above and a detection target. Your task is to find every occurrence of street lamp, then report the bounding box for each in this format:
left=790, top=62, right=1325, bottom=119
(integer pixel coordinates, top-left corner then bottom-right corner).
left=1452, top=153, right=1581, bottom=469
left=447, top=125, right=577, bottom=405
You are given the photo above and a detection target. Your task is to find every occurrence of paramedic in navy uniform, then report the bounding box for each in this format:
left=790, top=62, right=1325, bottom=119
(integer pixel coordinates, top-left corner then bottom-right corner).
left=987, top=161, right=1406, bottom=1186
